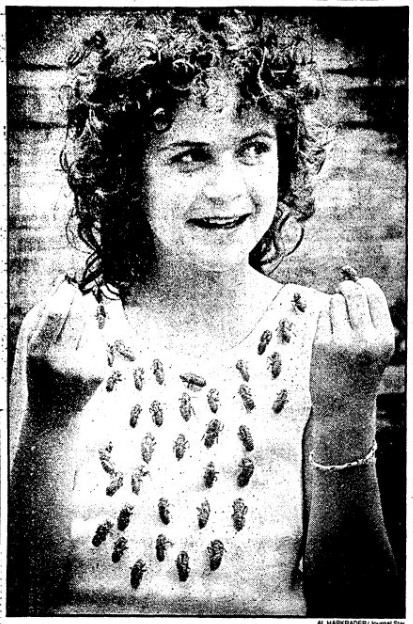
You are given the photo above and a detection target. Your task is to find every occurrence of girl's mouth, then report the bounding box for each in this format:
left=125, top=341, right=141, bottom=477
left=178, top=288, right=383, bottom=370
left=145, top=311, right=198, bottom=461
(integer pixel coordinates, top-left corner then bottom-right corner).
left=188, top=215, right=249, bottom=230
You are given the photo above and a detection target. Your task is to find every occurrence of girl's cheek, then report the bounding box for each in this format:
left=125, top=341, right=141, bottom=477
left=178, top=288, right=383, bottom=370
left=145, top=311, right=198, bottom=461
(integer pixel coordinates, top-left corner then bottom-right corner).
left=249, top=175, right=277, bottom=208
left=181, top=176, right=207, bottom=206
left=259, top=175, right=279, bottom=211
left=247, top=164, right=277, bottom=190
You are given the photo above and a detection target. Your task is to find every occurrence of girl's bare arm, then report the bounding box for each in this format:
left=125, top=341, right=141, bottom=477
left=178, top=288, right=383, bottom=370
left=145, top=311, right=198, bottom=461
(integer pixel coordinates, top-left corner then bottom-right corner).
left=11, top=278, right=107, bottom=459
left=303, top=277, right=401, bottom=617
left=9, top=278, right=106, bottom=614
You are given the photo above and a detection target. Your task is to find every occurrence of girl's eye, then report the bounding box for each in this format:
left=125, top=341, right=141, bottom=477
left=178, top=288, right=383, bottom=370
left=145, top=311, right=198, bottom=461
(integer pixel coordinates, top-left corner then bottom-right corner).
left=170, top=148, right=211, bottom=171
left=238, top=141, right=272, bottom=165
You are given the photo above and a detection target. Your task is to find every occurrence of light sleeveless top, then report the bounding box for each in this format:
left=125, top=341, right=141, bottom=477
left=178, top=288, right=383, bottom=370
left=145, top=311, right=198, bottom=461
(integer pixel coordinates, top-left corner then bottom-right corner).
left=57, top=283, right=324, bottom=616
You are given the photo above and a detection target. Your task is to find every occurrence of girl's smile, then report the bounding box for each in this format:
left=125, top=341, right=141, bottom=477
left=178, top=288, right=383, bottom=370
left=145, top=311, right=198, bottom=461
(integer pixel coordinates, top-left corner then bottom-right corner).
left=143, top=77, right=279, bottom=273
left=187, top=214, right=250, bottom=230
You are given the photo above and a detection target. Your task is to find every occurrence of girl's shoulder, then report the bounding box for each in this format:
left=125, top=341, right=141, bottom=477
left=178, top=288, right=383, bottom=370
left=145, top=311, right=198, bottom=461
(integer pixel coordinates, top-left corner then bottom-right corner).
left=264, top=279, right=330, bottom=317
left=280, top=282, right=330, bottom=307
left=247, top=274, right=331, bottom=347
left=245, top=278, right=330, bottom=357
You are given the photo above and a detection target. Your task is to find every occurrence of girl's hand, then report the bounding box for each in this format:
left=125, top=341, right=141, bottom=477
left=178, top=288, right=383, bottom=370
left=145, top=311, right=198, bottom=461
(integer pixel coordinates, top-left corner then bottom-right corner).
left=26, top=277, right=107, bottom=429
left=309, top=277, right=394, bottom=457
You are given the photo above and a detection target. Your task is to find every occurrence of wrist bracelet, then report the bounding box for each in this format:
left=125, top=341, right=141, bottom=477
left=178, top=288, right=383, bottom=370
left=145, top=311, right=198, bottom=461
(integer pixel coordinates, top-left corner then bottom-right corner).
left=309, top=440, right=377, bottom=472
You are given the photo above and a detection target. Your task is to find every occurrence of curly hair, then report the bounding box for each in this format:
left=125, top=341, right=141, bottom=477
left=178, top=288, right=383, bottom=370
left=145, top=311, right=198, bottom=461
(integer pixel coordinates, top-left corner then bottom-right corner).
left=60, top=8, right=328, bottom=295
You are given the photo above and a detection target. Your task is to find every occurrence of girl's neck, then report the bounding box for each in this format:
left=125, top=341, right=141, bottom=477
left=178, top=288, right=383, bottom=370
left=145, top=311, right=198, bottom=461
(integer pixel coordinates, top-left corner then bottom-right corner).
left=154, top=254, right=250, bottom=306
left=124, top=254, right=280, bottom=353
left=129, top=254, right=252, bottom=320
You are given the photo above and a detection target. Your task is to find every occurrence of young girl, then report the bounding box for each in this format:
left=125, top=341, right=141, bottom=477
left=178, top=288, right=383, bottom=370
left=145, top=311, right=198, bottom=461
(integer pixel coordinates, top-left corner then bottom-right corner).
left=9, top=9, right=398, bottom=617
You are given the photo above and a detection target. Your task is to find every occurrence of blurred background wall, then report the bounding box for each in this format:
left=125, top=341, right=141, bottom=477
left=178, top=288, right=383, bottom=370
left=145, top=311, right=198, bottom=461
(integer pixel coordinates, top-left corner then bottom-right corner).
left=7, top=6, right=407, bottom=594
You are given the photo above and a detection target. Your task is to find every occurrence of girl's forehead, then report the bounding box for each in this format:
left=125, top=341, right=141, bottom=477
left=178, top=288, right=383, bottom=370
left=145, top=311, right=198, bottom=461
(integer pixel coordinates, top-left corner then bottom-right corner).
left=152, top=84, right=276, bottom=150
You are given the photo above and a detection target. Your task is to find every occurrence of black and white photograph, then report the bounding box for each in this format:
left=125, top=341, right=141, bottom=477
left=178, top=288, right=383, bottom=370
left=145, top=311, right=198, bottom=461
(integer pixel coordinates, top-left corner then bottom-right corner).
left=4, top=1, right=408, bottom=618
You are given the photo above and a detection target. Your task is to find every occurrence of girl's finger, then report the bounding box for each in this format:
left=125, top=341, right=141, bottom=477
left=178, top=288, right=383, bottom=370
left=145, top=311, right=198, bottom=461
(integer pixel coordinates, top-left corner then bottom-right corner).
left=356, top=277, right=393, bottom=330
left=313, top=298, right=332, bottom=344
left=330, top=294, right=351, bottom=338
left=56, top=288, right=89, bottom=350
left=335, top=280, right=371, bottom=332
left=29, top=274, right=68, bottom=333
left=29, top=280, right=77, bottom=350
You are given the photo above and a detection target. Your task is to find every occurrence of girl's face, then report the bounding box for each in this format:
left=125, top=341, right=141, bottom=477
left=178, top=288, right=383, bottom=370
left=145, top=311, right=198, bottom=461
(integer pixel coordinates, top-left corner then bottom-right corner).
left=143, top=77, right=279, bottom=273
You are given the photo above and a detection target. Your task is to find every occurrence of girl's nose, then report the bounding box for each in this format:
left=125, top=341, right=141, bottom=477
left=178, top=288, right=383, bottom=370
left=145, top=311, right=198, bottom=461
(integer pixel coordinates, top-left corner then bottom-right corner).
left=202, top=154, right=245, bottom=205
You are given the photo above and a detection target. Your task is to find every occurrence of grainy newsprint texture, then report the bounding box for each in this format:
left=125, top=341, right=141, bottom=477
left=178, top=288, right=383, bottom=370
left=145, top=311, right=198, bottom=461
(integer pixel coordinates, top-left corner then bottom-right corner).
left=5, top=4, right=407, bottom=620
